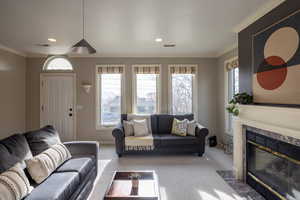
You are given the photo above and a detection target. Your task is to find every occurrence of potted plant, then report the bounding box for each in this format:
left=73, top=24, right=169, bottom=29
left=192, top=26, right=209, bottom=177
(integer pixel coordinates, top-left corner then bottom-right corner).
left=226, top=92, right=253, bottom=116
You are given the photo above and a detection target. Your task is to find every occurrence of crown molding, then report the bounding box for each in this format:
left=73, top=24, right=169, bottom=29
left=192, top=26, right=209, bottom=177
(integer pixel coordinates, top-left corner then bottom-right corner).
left=26, top=53, right=218, bottom=58
left=233, top=0, right=286, bottom=33
left=66, top=52, right=219, bottom=58
left=0, top=44, right=27, bottom=57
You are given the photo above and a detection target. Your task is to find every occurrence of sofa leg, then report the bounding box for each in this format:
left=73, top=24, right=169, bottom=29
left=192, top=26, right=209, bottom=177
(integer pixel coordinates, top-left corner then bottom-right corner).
left=118, top=153, right=122, bottom=158
left=198, top=153, right=203, bottom=157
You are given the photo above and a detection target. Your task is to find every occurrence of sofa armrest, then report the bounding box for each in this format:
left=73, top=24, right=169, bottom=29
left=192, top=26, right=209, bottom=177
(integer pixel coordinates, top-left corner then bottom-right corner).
left=195, top=123, right=209, bottom=156
left=112, top=123, right=125, bottom=156
left=112, top=123, right=125, bottom=138
left=63, top=141, right=99, bottom=174
left=195, top=124, right=209, bottom=138
left=64, top=141, right=99, bottom=159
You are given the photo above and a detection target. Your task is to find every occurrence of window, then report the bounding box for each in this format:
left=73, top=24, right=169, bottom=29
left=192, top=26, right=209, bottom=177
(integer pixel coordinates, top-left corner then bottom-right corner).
left=230, top=67, right=239, bottom=98
left=43, top=56, right=73, bottom=71
left=96, top=65, right=124, bottom=128
left=171, top=74, right=193, bottom=114
left=225, top=58, right=239, bottom=134
left=169, top=65, right=197, bottom=115
left=136, top=74, right=158, bottom=114
left=133, top=65, right=160, bottom=114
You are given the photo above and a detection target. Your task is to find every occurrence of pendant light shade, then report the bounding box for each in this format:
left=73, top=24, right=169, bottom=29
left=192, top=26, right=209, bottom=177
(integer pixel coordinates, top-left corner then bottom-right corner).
left=71, top=39, right=96, bottom=54
left=70, top=0, right=96, bottom=54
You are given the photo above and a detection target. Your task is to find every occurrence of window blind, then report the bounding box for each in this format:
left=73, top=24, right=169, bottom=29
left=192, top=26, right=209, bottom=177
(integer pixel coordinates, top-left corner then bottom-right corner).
left=226, top=59, right=239, bottom=71
left=133, top=64, right=160, bottom=74
left=97, top=65, right=124, bottom=74
left=169, top=64, right=197, bottom=74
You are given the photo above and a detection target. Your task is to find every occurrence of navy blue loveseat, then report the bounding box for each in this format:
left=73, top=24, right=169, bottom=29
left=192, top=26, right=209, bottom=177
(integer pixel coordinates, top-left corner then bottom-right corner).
left=112, top=114, right=208, bottom=157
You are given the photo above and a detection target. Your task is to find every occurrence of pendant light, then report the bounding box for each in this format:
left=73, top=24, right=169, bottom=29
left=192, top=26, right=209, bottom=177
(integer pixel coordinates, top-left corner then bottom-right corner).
left=71, top=0, right=96, bottom=54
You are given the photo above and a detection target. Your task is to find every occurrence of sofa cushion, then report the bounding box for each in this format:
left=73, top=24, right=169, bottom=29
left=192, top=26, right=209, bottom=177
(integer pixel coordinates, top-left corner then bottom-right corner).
left=150, top=115, right=158, bottom=134
left=55, top=157, right=95, bottom=181
left=171, top=118, right=188, bottom=136
left=187, top=120, right=197, bottom=136
left=133, top=119, right=149, bottom=136
left=0, top=134, right=33, bottom=173
left=153, top=135, right=161, bottom=147
left=25, top=172, right=80, bottom=200
left=157, top=114, right=194, bottom=134
left=158, top=134, right=199, bottom=146
left=25, top=143, right=72, bottom=184
left=0, top=163, right=32, bottom=200
left=25, top=125, right=61, bottom=156
left=123, top=120, right=134, bottom=136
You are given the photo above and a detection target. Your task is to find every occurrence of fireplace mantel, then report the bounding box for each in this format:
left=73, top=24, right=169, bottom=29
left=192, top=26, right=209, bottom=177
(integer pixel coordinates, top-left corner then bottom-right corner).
left=233, top=104, right=300, bottom=180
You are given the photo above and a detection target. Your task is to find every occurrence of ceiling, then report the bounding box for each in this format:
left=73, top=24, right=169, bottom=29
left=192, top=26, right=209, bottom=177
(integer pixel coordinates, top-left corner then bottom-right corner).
left=0, top=0, right=284, bottom=57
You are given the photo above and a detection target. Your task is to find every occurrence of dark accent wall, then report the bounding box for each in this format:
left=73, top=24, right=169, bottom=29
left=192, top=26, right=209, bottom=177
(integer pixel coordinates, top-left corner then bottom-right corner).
left=238, top=0, right=300, bottom=94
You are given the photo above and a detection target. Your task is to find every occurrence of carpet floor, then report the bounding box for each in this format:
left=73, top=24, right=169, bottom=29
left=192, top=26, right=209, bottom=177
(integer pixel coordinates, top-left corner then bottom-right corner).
left=88, top=145, right=247, bottom=200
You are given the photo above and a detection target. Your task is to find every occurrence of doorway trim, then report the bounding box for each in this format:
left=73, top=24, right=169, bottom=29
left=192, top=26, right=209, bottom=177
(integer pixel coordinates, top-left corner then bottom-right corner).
left=40, top=73, right=77, bottom=140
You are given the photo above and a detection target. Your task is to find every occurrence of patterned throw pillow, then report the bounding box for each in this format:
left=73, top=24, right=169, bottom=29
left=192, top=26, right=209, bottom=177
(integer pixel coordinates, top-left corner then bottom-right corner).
left=171, top=118, right=188, bottom=136
left=0, top=163, right=32, bottom=200
left=187, top=120, right=197, bottom=136
left=25, top=143, right=71, bottom=184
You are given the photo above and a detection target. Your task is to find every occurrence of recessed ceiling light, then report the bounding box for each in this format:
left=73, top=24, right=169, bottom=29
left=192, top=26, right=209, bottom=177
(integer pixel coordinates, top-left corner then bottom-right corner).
left=155, top=38, right=163, bottom=42
left=48, top=38, right=57, bottom=42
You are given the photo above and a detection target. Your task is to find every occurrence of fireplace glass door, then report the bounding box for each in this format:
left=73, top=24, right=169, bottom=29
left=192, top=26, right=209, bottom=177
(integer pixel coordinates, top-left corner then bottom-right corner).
left=247, top=142, right=300, bottom=199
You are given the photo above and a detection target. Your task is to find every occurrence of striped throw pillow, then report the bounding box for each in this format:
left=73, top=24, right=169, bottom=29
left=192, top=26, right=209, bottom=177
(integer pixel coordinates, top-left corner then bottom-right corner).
left=0, top=163, right=32, bottom=200
left=25, top=143, right=71, bottom=184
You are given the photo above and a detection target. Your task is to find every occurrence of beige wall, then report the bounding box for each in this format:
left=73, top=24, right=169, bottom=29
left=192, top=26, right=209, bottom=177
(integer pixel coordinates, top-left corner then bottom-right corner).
left=26, top=57, right=218, bottom=143
left=216, top=48, right=238, bottom=143
left=0, top=49, right=26, bottom=139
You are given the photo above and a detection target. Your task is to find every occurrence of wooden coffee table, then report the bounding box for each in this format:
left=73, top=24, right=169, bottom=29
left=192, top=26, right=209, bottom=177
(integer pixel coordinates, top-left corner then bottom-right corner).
left=104, top=171, right=160, bottom=200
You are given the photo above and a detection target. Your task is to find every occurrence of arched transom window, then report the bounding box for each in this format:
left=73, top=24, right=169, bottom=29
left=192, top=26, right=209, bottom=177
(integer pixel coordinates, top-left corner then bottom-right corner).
left=43, top=56, right=73, bottom=71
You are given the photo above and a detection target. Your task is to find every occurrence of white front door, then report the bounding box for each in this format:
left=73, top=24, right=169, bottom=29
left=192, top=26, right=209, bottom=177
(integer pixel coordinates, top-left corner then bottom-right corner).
left=40, top=73, right=76, bottom=142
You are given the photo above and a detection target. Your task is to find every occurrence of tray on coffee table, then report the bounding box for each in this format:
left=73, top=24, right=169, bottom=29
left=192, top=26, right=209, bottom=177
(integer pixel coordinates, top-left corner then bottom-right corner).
left=104, top=171, right=159, bottom=200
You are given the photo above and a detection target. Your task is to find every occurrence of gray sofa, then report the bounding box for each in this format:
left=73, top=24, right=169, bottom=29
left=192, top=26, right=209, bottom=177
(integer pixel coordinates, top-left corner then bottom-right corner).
left=112, top=114, right=209, bottom=157
left=0, top=126, right=99, bottom=200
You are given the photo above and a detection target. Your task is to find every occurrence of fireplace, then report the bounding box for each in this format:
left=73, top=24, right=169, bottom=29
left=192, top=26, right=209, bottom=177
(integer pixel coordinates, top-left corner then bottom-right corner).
left=246, top=130, right=300, bottom=200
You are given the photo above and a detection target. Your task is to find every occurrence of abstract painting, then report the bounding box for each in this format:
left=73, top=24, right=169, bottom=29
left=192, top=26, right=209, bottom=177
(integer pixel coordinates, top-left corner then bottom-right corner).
left=252, top=10, right=300, bottom=106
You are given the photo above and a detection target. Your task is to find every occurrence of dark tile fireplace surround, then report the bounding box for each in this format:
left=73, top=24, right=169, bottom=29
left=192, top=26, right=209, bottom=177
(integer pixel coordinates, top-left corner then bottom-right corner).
left=246, top=128, right=300, bottom=200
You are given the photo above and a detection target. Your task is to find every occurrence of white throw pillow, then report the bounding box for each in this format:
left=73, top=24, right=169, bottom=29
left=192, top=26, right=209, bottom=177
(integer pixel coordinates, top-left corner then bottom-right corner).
left=133, top=119, right=149, bottom=137
left=187, top=120, right=197, bottom=136
left=123, top=120, right=134, bottom=136
left=127, top=114, right=152, bottom=134
left=25, top=143, right=71, bottom=184
left=0, top=163, right=32, bottom=200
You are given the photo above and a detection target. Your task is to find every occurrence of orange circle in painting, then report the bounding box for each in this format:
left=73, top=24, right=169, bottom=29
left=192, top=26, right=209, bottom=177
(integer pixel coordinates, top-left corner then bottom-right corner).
left=257, top=56, right=287, bottom=90
left=265, top=55, right=286, bottom=66
left=264, top=27, right=299, bottom=62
